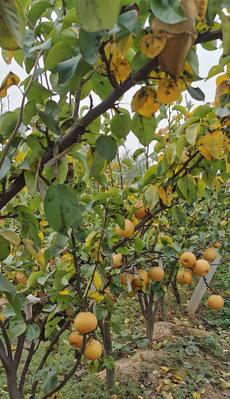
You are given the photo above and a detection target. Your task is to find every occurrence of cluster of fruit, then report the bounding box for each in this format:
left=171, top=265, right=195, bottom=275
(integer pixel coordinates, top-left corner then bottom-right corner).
left=178, top=248, right=224, bottom=310
left=68, top=312, right=102, bottom=360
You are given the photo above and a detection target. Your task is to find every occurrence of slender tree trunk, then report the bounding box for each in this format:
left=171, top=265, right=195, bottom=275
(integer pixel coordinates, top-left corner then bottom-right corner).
left=144, top=292, right=155, bottom=345
left=99, top=312, right=115, bottom=390
left=7, top=368, right=21, bottom=399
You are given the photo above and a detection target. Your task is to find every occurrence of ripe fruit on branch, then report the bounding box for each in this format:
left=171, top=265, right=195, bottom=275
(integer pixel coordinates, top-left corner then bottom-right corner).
left=138, top=269, right=149, bottom=285
left=134, top=200, right=147, bottom=219
left=112, top=253, right=122, bottom=268
left=207, top=295, right=224, bottom=310
left=120, top=273, right=133, bottom=286
left=148, top=266, right=165, bottom=282
left=203, top=247, right=218, bottom=262
left=15, top=272, right=27, bottom=285
left=84, top=339, right=103, bottom=360
left=68, top=330, right=83, bottom=348
left=177, top=269, right=193, bottom=285
left=132, top=276, right=142, bottom=290
left=180, top=252, right=196, bottom=269
left=115, top=219, right=134, bottom=238
left=193, top=259, right=210, bottom=276
left=74, top=312, right=98, bottom=334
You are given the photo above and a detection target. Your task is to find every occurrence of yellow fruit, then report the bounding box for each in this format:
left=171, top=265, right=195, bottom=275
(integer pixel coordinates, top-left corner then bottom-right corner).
left=213, top=242, right=221, bottom=248
left=138, top=269, right=149, bottom=285
left=112, top=253, right=123, bottom=269
left=15, top=272, right=27, bottom=286
left=203, top=247, right=218, bottom=262
left=134, top=201, right=147, bottom=219
left=140, top=33, right=167, bottom=58
left=0, top=314, right=6, bottom=323
left=132, top=276, right=142, bottom=290
left=115, top=219, right=134, bottom=238
left=131, top=87, right=159, bottom=117
left=180, top=252, right=196, bottom=269
left=207, top=295, right=224, bottom=310
left=84, top=339, right=103, bottom=360
left=148, top=267, right=165, bottom=282
left=74, top=312, right=98, bottom=334
left=68, top=330, right=83, bottom=348
left=177, top=269, right=193, bottom=285
left=120, top=273, right=133, bottom=286
left=193, top=259, right=210, bottom=276
left=157, top=78, right=181, bottom=104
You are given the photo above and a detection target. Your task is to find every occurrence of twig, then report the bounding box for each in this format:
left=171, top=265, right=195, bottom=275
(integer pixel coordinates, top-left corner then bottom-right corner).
left=0, top=320, right=12, bottom=359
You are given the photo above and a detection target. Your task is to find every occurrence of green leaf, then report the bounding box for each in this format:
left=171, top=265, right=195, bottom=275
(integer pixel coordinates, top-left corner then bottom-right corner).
left=96, top=135, right=117, bottom=162
left=9, top=319, right=26, bottom=341
left=0, top=0, right=25, bottom=50
left=0, top=156, right=11, bottom=179
left=185, top=123, right=199, bottom=146
left=27, top=0, right=52, bottom=25
left=118, top=10, right=138, bottom=32
left=141, top=165, right=157, bottom=187
left=110, top=111, right=131, bottom=139
left=104, top=356, right=115, bottom=371
left=0, top=272, right=16, bottom=294
left=176, top=135, right=186, bottom=159
left=15, top=205, right=39, bottom=244
left=0, top=236, right=10, bottom=261
left=42, top=369, right=58, bottom=395
left=145, top=185, right=159, bottom=210
left=44, top=41, right=73, bottom=71
left=0, top=111, right=18, bottom=138
left=57, top=55, right=81, bottom=85
left=150, top=0, right=186, bottom=24
left=27, top=81, right=53, bottom=104
left=26, top=324, right=40, bottom=341
left=187, top=86, right=205, bottom=101
left=37, top=109, right=60, bottom=135
left=177, top=175, right=197, bottom=203
left=79, top=30, right=103, bottom=64
left=89, top=151, right=106, bottom=178
left=76, top=0, right=120, bottom=32
left=27, top=271, right=45, bottom=289
left=134, top=237, right=143, bottom=253
left=0, top=230, right=20, bottom=246
left=44, top=184, right=84, bottom=234
left=131, top=114, right=156, bottom=146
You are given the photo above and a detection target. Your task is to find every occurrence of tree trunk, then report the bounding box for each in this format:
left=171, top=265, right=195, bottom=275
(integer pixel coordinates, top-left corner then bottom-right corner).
left=145, top=292, right=154, bottom=345
left=146, top=318, right=154, bottom=344
left=7, top=369, right=21, bottom=399
left=101, top=313, right=115, bottom=390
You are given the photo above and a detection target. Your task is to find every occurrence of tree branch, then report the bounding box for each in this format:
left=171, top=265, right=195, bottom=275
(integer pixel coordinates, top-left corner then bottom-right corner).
left=0, top=320, right=12, bottom=360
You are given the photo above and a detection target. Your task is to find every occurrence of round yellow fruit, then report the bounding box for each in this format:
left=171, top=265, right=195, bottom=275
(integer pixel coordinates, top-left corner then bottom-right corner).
left=176, top=269, right=193, bottom=285
left=138, top=269, right=149, bottom=285
left=148, top=267, right=164, bottom=282
left=74, top=312, right=98, bottom=334
left=84, top=339, right=103, bottom=360
left=180, top=252, right=196, bottom=269
left=15, top=272, right=27, bottom=286
left=213, top=242, right=221, bottom=248
left=207, top=295, right=224, bottom=310
left=120, top=273, right=133, bottom=286
left=134, top=201, right=147, bottom=219
left=68, top=330, right=83, bottom=348
left=193, top=259, right=210, bottom=276
left=115, top=219, right=134, bottom=238
left=112, top=253, right=123, bottom=269
left=132, top=276, right=142, bottom=290
left=203, top=247, right=218, bottom=262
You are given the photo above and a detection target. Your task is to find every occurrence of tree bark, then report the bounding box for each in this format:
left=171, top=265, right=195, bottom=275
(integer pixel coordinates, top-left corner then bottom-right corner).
left=7, top=368, right=21, bottom=399
left=100, top=312, right=115, bottom=390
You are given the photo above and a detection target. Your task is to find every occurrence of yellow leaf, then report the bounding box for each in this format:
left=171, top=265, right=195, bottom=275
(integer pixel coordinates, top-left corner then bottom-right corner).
left=88, top=291, right=104, bottom=303
left=38, top=231, right=44, bottom=241
left=85, top=231, right=98, bottom=246
left=131, top=87, right=160, bottom=117
left=193, top=392, right=201, bottom=399
left=157, top=78, right=181, bottom=104
left=158, top=186, right=173, bottom=206
left=60, top=253, right=73, bottom=264
left=117, top=34, right=133, bottom=56
left=197, top=130, right=225, bottom=160
left=93, top=271, right=103, bottom=290
left=39, top=220, right=49, bottom=227
left=59, top=288, right=69, bottom=296
left=22, top=239, right=46, bottom=270
left=160, top=366, right=170, bottom=372
left=219, top=378, right=230, bottom=389
left=110, top=56, right=131, bottom=83
left=195, top=0, right=209, bottom=21
left=0, top=71, right=20, bottom=98
left=140, top=33, right=167, bottom=58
